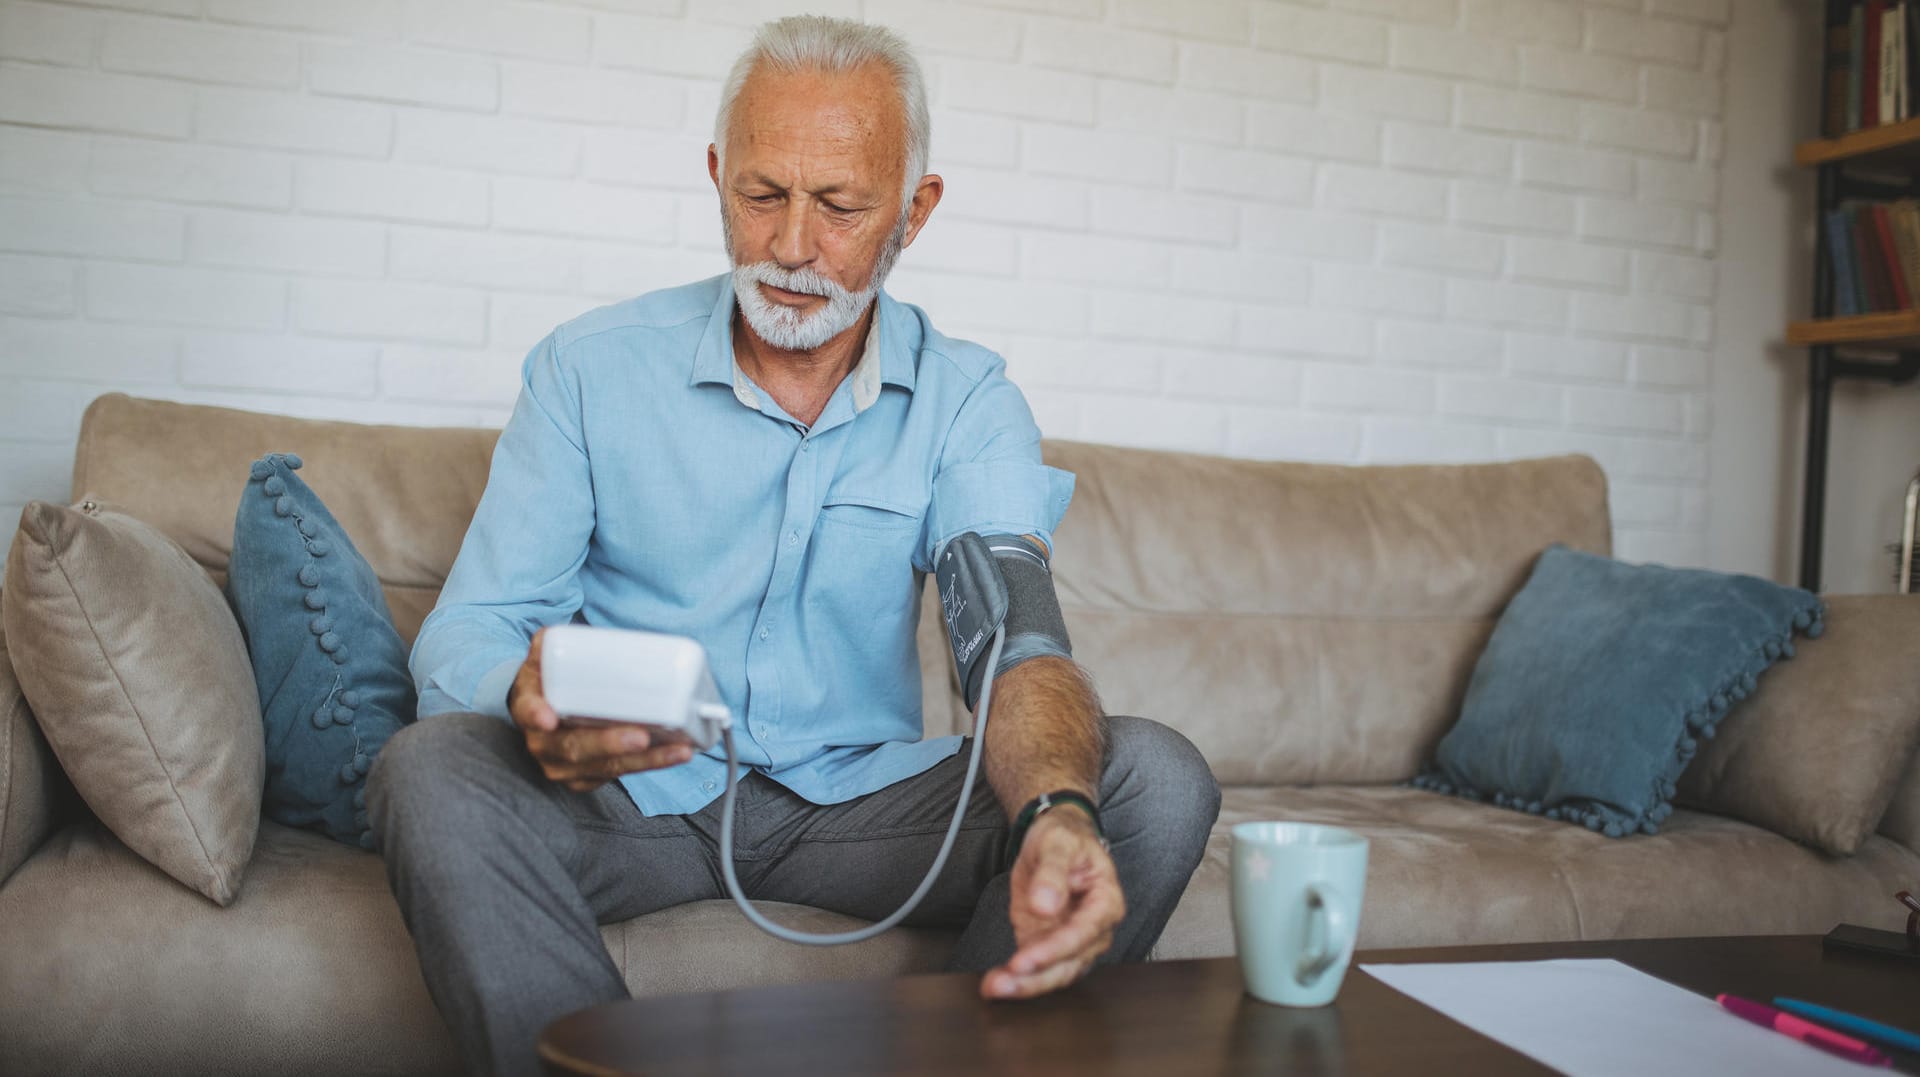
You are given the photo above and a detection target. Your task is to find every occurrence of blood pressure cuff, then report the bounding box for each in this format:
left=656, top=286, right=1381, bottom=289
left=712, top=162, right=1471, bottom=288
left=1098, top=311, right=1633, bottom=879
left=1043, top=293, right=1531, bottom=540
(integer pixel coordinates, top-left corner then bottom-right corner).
left=935, top=532, right=1074, bottom=711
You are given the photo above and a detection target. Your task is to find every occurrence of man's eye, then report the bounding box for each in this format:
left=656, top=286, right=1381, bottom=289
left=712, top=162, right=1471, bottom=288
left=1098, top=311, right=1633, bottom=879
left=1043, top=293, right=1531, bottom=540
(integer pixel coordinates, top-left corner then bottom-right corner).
left=746, top=194, right=779, bottom=204
left=822, top=202, right=856, bottom=215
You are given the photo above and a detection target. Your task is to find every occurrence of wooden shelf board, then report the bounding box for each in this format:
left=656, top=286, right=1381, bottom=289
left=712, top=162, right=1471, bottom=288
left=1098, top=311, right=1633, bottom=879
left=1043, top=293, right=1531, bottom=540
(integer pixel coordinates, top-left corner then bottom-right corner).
left=1786, top=310, right=1920, bottom=349
left=1797, top=117, right=1920, bottom=168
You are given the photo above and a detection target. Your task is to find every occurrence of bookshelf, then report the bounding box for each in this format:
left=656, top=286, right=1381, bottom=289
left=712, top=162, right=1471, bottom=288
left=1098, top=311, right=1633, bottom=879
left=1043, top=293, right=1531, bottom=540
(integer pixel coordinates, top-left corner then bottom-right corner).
left=1795, top=115, right=1920, bottom=166
left=1790, top=17, right=1920, bottom=589
left=1786, top=308, right=1920, bottom=348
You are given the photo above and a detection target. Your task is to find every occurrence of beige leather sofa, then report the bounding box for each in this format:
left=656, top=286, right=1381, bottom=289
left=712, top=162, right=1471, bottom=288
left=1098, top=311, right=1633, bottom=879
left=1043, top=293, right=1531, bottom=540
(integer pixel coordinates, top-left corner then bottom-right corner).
left=3, top=393, right=1917, bottom=1076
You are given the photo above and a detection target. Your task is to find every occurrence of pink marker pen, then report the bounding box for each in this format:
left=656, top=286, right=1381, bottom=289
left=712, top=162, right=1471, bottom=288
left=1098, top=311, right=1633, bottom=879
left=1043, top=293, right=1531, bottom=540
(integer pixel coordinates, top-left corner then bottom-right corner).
left=1717, top=993, right=1894, bottom=1068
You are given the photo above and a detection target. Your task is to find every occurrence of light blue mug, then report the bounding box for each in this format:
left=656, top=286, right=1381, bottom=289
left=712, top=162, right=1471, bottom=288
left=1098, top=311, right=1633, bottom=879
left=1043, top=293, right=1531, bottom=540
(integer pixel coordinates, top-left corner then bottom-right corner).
left=1230, top=821, right=1369, bottom=1007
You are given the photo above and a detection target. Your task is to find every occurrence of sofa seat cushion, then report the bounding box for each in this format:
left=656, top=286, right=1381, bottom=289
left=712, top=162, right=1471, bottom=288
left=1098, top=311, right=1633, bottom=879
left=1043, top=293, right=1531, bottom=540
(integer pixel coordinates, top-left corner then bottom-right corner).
left=1152, top=785, right=1920, bottom=961
left=0, top=819, right=456, bottom=1077
left=0, top=819, right=956, bottom=1076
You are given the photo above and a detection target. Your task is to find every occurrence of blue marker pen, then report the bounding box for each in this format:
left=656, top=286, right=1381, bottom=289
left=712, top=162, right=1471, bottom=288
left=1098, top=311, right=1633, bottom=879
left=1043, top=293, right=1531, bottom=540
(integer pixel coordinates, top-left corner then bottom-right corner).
left=1772, top=999, right=1920, bottom=1056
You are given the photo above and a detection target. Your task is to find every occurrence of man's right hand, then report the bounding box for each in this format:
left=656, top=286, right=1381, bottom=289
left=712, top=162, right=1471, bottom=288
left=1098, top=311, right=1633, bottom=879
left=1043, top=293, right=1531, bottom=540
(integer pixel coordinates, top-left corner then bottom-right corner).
left=509, top=628, right=696, bottom=792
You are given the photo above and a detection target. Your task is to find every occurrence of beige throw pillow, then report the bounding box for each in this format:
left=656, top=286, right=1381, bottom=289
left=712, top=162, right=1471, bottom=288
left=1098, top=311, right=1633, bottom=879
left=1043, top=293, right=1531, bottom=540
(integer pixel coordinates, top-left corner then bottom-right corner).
left=1, top=500, right=263, bottom=905
left=1678, top=594, right=1920, bottom=856
left=1, top=616, right=69, bottom=884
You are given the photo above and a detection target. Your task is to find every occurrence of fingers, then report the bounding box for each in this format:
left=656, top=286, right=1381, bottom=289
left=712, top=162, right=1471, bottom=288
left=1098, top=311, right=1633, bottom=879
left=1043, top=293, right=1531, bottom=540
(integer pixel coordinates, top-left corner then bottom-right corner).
left=514, top=624, right=699, bottom=788
left=596, top=742, right=695, bottom=779
left=510, top=629, right=558, bottom=734
left=547, top=743, right=694, bottom=790
left=1010, top=813, right=1107, bottom=928
left=523, top=722, right=696, bottom=789
left=514, top=687, right=559, bottom=734
left=556, top=740, right=694, bottom=791
left=1009, top=810, right=1096, bottom=926
left=1007, top=876, right=1123, bottom=978
left=526, top=722, right=645, bottom=766
left=985, top=819, right=1126, bottom=1001
left=1022, top=842, right=1073, bottom=920
left=981, top=935, right=1109, bottom=1000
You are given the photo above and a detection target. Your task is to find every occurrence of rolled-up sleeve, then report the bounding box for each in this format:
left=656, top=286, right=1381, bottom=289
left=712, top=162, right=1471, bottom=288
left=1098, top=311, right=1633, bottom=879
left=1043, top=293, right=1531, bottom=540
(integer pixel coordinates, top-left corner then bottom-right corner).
left=920, top=361, right=1075, bottom=570
left=410, top=334, right=596, bottom=718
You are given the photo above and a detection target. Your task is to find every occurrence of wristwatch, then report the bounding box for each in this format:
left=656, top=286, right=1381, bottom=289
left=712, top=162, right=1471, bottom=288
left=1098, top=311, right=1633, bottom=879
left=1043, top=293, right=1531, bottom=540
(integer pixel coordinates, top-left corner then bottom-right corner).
left=1006, top=789, right=1105, bottom=870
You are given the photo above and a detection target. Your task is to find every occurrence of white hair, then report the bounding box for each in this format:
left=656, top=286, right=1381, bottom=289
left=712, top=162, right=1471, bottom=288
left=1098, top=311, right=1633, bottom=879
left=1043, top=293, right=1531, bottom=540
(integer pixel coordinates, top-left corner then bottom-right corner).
left=713, top=15, right=930, bottom=214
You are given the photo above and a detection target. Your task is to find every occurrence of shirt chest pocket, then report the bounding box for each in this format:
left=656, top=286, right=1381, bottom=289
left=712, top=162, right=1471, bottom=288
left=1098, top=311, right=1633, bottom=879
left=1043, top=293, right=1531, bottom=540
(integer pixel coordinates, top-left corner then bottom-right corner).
left=808, top=491, right=925, bottom=630
left=816, top=491, right=924, bottom=538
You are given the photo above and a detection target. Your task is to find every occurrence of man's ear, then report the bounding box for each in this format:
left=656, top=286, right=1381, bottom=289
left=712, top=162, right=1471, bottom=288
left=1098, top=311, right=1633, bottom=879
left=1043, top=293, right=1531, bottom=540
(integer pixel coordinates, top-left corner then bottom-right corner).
left=901, top=173, right=944, bottom=250
left=707, top=144, right=721, bottom=191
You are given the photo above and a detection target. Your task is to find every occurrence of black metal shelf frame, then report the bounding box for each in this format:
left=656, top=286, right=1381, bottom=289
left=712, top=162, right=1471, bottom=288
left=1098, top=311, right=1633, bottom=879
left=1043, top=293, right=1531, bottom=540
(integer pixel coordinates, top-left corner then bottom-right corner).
left=1801, top=164, right=1920, bottom=591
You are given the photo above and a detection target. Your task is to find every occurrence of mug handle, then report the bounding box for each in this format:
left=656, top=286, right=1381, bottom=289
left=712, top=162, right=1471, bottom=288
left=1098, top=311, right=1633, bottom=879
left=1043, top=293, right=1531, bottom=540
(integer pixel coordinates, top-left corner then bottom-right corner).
left=1294, top=883, right=1355, bottom=987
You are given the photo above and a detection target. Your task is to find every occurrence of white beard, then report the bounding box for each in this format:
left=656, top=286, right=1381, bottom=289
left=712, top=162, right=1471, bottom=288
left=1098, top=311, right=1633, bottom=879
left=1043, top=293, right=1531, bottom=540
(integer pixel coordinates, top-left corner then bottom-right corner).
left=724, top=210, right=909, bottom=352
left=730, top=260, right=878, bottom=352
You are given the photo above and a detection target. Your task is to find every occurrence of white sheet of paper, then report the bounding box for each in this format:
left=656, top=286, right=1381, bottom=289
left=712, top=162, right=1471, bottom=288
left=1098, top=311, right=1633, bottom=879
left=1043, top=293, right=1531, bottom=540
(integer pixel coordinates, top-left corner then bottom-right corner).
left=1360, top=958, right=1873, bottom=1077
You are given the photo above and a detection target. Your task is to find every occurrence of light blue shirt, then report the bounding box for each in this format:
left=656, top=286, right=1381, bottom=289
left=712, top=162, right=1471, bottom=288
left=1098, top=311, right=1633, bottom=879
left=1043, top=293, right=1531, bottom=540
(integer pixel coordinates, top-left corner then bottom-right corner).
left=410, top=275, right=1076, bottom=816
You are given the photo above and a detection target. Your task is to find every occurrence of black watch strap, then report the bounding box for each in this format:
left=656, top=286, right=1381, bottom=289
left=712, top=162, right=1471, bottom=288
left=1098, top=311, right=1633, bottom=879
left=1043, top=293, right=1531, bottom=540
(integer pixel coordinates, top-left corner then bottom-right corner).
left=1005, top=789, right=1103, bottom=870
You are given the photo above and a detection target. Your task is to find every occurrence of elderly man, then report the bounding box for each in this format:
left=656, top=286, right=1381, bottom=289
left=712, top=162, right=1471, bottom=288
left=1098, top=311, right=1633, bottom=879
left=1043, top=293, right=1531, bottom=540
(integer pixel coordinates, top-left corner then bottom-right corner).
left=369, top=15, right=1219, bottom=1076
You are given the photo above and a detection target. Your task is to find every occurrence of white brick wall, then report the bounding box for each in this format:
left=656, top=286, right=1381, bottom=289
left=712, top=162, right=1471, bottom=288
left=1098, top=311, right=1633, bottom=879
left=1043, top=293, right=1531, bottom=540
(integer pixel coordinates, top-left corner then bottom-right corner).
left=0, top=0, right=1734, bottom=568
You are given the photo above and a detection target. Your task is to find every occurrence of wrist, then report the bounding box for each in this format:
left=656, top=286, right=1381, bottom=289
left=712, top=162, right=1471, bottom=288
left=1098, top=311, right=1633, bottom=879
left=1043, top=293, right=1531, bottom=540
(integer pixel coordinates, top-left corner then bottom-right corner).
left=1031, top=801, right=1098, bottom=834
left=1006, top=789, right=1104, bottom=869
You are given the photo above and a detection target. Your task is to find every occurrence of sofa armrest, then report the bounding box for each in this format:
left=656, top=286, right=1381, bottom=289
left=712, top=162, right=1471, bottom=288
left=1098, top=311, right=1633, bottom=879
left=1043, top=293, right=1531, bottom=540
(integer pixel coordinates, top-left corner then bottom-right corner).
left=0, top=605, right=73, bottom=884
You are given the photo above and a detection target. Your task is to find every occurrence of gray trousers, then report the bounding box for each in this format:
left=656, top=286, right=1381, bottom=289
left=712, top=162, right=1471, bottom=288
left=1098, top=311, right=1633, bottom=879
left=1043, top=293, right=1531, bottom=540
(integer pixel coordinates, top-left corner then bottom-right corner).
left=367, top=712, right=1221, bottom=1077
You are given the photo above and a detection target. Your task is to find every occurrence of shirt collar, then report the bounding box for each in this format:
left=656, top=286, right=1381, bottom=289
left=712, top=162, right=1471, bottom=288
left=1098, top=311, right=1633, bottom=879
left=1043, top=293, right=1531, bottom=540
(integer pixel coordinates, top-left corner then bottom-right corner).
left=848, top=309, right=883, bottom=412
left=690, top=278, right=916, bottom=412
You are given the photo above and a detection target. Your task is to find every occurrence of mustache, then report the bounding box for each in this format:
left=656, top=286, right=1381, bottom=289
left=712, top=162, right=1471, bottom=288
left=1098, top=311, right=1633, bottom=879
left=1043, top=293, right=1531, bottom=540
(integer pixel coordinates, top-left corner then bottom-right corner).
left=734, top=262, right=845, bottom=300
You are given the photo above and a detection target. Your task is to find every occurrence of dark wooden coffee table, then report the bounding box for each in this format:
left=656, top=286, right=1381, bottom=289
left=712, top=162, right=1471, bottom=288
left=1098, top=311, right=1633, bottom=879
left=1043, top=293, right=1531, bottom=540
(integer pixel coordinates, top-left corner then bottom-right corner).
left=539, top=935, right=1920, bottom=1075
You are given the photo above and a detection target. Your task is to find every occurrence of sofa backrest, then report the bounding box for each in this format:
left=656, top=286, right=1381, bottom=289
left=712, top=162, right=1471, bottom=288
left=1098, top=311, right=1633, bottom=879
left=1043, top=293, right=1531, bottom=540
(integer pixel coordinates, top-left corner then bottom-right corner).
left=76, top=394, right=1606, bottom=790
left=951, top=441, right=1616, bottom=787
left=70, top=394, right=499, bottom=645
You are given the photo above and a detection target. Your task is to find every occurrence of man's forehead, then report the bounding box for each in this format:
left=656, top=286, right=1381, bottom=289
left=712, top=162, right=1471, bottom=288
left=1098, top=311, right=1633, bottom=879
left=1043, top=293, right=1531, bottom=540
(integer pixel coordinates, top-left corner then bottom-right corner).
left=723, top=63, right=905, bottom=168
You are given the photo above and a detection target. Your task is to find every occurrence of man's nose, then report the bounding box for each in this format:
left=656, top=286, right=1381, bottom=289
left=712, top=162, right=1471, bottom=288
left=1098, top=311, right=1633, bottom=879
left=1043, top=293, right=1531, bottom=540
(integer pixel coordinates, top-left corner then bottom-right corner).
left=771, top=199, right=816, bottom=269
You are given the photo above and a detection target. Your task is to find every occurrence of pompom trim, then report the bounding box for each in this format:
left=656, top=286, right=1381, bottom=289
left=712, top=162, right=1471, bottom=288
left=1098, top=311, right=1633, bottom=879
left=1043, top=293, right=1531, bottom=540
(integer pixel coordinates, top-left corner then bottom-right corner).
left=246, top=453, right=376, bottom=848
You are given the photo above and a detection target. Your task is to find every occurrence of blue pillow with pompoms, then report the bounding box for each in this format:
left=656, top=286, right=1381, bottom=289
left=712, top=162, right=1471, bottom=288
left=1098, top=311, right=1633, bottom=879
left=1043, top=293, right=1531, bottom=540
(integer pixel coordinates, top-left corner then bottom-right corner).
left=1411, top=544, right=1825, bottom=838
left=225, top=454, right=415, bottom=849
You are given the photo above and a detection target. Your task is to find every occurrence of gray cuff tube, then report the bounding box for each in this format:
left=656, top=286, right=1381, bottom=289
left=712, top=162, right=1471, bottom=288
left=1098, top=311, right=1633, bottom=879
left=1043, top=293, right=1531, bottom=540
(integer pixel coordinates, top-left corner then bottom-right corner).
left=966, top=534, right=1074, bottom=708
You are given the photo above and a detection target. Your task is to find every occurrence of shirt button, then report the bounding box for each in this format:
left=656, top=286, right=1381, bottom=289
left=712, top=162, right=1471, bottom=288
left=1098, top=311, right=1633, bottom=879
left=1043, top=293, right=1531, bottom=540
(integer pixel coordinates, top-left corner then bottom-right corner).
left=801, top=441, right=810, bottom=453
left=786, top=530, right=798, bottom=546
left=703, top=780, right=716, bottom=792
left=759, top=627, right=770, bottom=640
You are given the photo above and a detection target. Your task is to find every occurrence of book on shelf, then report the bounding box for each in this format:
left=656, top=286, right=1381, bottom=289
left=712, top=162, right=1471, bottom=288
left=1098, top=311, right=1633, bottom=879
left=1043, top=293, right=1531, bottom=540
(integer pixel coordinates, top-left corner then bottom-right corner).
left=1886, top=4, right=1901, bottom=122
left=1824, top=198, right=1920, bottom=314
left=1851, top=205, right=1888, bottom=310
left=1867, top=0, right=1881, bottom=129
left=1828, top=5, right=1857, bottom=135
left=1890, top=200, right=1920, bottom=300
left=1876, top=204, right=1910, bottom=306
left=1826, top=209, right=1862, bottom=315
left=1823, top=0, right=1920, bottom=136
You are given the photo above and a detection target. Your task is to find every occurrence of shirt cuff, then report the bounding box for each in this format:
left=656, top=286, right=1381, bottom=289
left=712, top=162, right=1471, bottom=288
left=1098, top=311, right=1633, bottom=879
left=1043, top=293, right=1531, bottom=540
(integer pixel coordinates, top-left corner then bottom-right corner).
left=473, top=656, right=522, bottom=721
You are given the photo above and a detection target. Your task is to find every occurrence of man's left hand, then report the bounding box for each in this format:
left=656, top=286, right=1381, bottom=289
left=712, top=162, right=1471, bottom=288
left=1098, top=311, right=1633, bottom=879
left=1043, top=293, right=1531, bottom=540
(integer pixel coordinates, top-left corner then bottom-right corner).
left=982, top=807, right=1124, bottom=999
